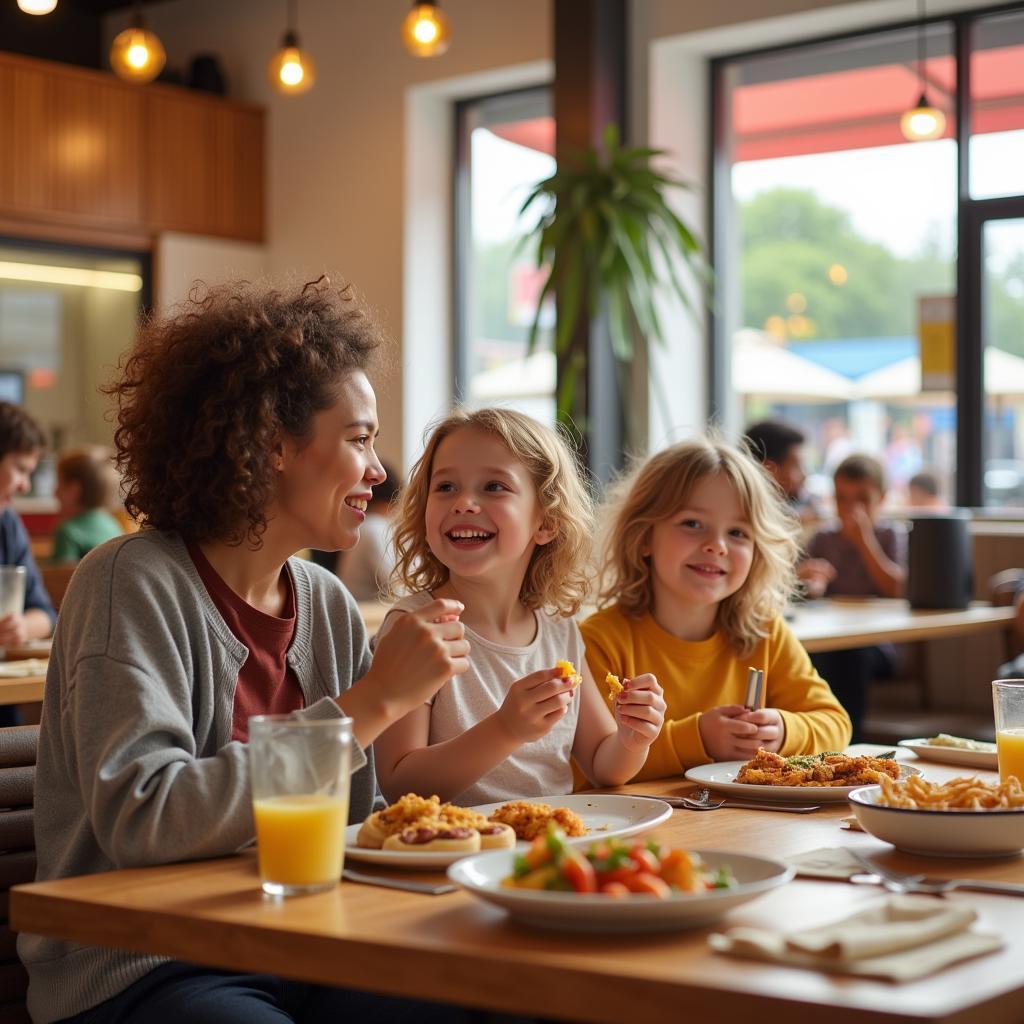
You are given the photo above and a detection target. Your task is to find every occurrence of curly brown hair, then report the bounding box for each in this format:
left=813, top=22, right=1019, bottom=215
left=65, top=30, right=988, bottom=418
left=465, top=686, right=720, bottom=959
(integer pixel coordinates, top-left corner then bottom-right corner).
left=104, top=278, right=381, bottom=545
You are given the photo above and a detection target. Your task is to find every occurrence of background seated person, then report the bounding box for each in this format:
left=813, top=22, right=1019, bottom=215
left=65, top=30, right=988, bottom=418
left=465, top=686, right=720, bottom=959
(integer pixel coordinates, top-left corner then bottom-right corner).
left=804, top=453, right=908, bottom=740
left=742, top=418, right=833, bottom=598
left=51, top=445, right=124, bottom=562
left=339, top=460, right=398, bottom=601
left=907, top=469, right=948, bottom=511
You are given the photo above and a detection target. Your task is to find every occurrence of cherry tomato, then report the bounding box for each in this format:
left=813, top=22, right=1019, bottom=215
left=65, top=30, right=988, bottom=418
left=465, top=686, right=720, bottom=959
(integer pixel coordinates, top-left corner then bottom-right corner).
left=594, top=865, right=636, bottom=887
left=659, top=849, right=694, bottom=890
left=561, top=853, right=597, bottom=893
left=627, top=845, right=660, bottom=874
left=599, top=881, right=631, bottom=898
left=625, top=872, right=672, bottom=898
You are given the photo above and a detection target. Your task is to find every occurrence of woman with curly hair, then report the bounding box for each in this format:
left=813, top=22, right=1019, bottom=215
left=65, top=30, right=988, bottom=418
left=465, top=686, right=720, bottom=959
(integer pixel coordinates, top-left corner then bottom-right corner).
left=582, top=437, right=851, bottom=782
left=20, top=280, right=470, bottom=1024
left=373, top=407, right=665, bottom=806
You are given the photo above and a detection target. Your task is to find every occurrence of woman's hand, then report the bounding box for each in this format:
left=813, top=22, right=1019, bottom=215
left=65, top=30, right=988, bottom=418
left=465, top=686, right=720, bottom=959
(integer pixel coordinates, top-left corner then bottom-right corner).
left=698, top=704, right=784, bottom=761
left=494, top=667, right=576, bottom=744
left=364, top=598, right=470, bottom=717
left=612, top=673, right=666, bottom=752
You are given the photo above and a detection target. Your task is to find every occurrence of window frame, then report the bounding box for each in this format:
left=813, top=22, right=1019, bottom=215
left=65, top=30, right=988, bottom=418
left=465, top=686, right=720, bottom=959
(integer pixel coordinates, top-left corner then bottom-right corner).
left=708, top=1, right=1024, bottom=509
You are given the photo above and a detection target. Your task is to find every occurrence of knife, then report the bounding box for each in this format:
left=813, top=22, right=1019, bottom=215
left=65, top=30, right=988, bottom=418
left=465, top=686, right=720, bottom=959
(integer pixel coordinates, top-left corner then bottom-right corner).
left=341, top=867, right=457, bottom=895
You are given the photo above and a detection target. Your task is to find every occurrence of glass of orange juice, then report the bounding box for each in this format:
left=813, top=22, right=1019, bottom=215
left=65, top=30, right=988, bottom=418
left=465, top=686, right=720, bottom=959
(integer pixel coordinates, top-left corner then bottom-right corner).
left=248, top=715, right=353, bottom=897
left=992, top=680, right=1024, bottom=784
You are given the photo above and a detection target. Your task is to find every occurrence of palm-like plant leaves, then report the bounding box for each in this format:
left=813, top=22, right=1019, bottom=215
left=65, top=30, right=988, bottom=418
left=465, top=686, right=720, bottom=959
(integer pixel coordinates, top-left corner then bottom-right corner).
left=519, top=125, right=705, bottom=434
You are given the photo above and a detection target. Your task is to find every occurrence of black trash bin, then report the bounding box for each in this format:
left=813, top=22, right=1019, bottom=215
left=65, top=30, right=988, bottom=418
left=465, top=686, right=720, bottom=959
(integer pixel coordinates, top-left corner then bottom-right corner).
left=907, top=510, right=973, bottom=609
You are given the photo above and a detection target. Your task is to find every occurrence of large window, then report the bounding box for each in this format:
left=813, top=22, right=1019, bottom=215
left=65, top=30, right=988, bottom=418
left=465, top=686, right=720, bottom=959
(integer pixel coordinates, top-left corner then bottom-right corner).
left=714, top=6, right=1024, bottom=510
left=454, top=87, right=555, bottom=422
left=0, top=240, right=147, bottom=496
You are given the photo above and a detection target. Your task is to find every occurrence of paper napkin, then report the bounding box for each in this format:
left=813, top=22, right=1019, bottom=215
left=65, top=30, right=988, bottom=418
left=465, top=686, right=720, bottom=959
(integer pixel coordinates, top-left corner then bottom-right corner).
left=709, top=894, right=1002, bottom=981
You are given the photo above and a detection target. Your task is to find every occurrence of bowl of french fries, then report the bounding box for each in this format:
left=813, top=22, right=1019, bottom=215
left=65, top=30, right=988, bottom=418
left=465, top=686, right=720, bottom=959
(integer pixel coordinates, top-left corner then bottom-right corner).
left=848, top=774, right=1024, bottom=857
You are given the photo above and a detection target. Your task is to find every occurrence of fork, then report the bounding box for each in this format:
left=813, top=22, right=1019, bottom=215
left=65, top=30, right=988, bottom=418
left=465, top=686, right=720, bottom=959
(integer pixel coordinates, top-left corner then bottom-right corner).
left=848, top=850, right=1024, bottom=897
left=637, top=787, right=820, bottom=814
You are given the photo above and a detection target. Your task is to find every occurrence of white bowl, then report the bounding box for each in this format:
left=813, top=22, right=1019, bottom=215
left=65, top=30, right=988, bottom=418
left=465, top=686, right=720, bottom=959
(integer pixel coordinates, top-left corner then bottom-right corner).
left=848, top=785, right=1024, bottom=858
left=447, top=848, right=794, bottom=932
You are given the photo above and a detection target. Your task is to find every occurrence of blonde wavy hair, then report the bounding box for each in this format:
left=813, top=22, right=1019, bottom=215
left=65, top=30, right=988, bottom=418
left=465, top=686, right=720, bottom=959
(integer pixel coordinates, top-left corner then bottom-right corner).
left=597, top=438, right=799, bottom=655
left=391, top=408, right=595, bottom=617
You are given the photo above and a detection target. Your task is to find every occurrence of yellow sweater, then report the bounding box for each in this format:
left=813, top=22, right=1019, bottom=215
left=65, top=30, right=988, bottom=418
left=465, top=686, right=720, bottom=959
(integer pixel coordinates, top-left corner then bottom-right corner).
left=580, top=604, right=852, bottom=783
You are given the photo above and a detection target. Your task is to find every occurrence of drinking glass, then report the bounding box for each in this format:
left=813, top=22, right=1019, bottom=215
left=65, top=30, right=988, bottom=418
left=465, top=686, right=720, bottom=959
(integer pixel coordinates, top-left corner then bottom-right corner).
left=248, top=715, right=353, bottom=897
left=992, top=679, right=1024, bottom=784
left=0, top=566, right=26, bottom=619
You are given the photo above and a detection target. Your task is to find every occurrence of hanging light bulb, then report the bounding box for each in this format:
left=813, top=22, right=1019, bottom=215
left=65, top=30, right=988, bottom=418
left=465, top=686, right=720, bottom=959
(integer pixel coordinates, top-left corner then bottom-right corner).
left=109, top=2, right=166, bottom=84
left=268, top=0, right=316, bottom=95
left=17, top=0, right=58, bottom=14
left=402, top=1, right=450, bottom=58
left=901, top=0, right=946, bottom=142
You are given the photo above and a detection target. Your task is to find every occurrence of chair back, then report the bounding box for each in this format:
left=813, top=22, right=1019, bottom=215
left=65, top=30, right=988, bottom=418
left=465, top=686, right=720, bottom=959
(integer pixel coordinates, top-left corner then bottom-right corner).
left=0, top=726, right=38, bottom=1024
left=40, top=564, right=76, bottom=611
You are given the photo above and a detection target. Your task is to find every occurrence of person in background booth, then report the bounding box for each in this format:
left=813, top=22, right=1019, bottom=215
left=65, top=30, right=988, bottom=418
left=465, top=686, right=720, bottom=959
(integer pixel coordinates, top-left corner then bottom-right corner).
left=19, top=280, right=474, bottom=1024
left=51, top=445, right=124, bottom=562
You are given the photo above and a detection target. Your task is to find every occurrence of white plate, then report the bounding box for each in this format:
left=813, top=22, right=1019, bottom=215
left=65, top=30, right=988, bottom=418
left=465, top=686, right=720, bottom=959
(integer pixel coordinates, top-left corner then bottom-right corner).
left=344, top=794, right=673, bottom=871
left=684, top=760, right=921, bottom=803
left=447, top=848, right=794, bottom=932
left=898, top=738, right=998, bottom=771
left=848, top=785, right=1024, bottom=857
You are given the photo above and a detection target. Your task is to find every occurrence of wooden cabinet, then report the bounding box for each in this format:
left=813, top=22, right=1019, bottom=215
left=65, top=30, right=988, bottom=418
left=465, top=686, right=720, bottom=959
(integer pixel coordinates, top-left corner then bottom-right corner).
left=0, top=53, right=264, bottom=243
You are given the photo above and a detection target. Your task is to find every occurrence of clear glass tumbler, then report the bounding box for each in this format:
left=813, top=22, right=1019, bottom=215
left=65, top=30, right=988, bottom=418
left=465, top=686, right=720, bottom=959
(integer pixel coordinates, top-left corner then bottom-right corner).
left=992, top=679, right=1024, bottom=784
left=0, top=566, right=26, bottom=619
left=248, top=715, right=353, bottom=897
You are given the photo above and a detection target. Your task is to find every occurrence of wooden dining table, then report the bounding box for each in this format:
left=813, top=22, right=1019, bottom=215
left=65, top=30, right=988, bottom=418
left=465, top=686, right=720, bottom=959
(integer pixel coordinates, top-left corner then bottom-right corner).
left=12, top=746, right=1024, bottom=1023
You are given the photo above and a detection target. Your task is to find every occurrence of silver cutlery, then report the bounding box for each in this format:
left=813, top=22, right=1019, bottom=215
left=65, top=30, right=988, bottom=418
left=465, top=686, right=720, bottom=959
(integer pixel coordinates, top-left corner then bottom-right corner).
left=848, top=850, right=1024, bottom=897
left=632, top=790, right=820, bottom=813
left=341, top=867, right=457, bottom=895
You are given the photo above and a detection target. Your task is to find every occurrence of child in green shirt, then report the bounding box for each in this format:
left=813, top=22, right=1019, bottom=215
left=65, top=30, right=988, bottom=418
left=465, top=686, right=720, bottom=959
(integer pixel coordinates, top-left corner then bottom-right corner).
left=52, top=446, right=124, bottom=562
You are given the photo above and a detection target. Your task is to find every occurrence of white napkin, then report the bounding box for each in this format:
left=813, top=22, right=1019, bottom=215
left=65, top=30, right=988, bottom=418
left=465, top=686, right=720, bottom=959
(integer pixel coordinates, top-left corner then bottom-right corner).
left=787, top=846, right=868, bottom=879
left=709, top=895, right=1002, bottom=980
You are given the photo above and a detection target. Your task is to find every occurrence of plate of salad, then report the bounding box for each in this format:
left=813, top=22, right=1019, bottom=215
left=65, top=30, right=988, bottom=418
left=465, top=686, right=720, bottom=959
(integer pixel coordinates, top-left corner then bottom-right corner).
left=446, top=828, right=793, bottom=932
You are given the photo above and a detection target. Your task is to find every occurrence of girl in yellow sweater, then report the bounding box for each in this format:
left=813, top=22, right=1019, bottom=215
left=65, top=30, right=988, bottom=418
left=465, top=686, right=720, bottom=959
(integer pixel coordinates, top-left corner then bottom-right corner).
left=582, top=438, right=851, bottom=782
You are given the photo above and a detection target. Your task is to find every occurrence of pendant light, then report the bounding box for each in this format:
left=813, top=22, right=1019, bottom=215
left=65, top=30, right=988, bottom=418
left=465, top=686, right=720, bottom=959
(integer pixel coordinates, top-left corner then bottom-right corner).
left=402, top=1, right=450, bottom=58
left=109, top=1, right=166, bottom=84
left=900, top=0, right=946, bottom=141
left=17, top=0, right=58, bottom=14
left=268, top=0, right=316, bottom=96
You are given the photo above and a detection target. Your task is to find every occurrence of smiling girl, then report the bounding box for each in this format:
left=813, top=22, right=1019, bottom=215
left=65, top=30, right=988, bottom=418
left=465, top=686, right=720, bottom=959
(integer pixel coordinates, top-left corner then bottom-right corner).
left=374, top=407, right=665, bottom=805
left=582, top=438, right=851, bottom=782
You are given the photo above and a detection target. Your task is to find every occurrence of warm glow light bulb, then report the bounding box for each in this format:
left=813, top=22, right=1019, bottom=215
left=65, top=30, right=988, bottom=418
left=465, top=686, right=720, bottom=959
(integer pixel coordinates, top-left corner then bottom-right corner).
left=267, top=36, right=316, bottom=95
left=17, top=0, right=58, bottom=14
left=109, top=25, right=166, bottom=84
left=402, top=1, right=450, bottom=57
left=900, top=94, right=946, bottom=142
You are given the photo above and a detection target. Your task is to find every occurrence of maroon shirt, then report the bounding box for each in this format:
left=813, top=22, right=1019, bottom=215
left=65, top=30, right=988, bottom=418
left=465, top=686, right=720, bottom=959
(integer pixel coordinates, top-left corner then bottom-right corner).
left=187, top=543, right=305, bottom=742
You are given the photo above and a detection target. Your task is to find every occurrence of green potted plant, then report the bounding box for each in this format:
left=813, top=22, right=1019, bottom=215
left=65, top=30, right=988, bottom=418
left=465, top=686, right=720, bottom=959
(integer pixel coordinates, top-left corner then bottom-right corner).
left=520, top=125, right=705, bottom=446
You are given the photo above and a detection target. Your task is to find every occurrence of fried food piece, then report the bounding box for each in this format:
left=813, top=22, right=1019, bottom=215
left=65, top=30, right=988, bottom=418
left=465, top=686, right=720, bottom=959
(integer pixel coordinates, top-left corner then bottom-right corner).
left=356, top=794, right=489, bottom=848
left=735, top=748, right=901, bottom=788
left=605, top=672, right=624, bottom=704
left=555, top=659, right=582, bottom=689
left=489, top=800, right=588, bottom=840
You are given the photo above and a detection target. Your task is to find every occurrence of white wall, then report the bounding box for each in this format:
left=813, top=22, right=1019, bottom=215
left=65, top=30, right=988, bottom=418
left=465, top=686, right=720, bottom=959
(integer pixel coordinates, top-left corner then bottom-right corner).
left=155, top=232, right=268, bottom=310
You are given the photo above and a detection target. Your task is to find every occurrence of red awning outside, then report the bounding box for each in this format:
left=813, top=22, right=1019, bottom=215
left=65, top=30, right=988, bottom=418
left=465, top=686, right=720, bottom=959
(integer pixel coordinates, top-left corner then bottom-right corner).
left=488, top=44, right=1022, bottom=163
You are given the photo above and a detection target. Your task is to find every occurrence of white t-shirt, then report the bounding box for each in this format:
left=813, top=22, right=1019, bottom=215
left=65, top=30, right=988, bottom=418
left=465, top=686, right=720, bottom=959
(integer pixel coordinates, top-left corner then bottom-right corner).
left=376, top=590, right=584, bottom=806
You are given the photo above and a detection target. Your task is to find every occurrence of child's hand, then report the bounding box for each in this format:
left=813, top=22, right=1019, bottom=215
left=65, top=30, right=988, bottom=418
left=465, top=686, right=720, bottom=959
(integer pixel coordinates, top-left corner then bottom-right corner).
left=734, top=707, right=785, bottom=754
left=839, top=505, right=873, bottom=547
left=495, top=667, right=576, bottom=744
left=698, top=704, right=784, bottom=761
left=368, top=599, right=470, bottom=715
left=611, top=673, right=666, bottom=752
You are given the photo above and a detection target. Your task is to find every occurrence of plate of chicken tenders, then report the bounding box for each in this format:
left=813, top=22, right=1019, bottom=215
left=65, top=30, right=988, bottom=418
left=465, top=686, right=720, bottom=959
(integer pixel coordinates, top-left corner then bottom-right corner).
left=346, top=792, right=673, bottom=870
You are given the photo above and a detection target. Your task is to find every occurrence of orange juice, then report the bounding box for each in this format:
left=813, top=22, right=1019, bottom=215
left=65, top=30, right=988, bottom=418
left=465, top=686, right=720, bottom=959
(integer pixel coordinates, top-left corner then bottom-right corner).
left=996, top=728, right=1024, bottom=784
left=253, top=794, right=348, bottom=888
